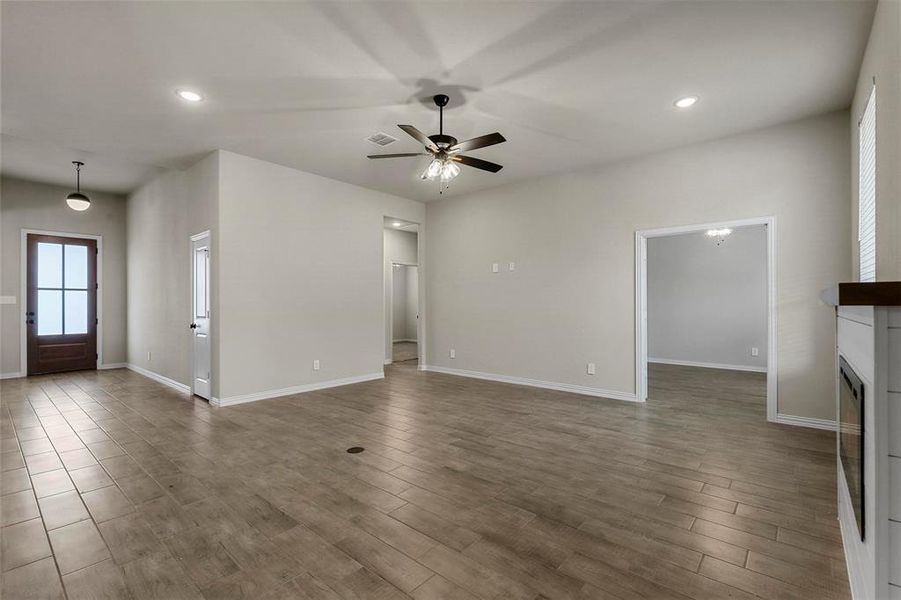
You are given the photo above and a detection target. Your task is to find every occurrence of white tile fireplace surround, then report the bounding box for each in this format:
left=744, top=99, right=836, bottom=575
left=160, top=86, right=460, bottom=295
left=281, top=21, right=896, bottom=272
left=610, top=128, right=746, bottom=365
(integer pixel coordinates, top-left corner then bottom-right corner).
left=822, top=282, right=901, bottom=600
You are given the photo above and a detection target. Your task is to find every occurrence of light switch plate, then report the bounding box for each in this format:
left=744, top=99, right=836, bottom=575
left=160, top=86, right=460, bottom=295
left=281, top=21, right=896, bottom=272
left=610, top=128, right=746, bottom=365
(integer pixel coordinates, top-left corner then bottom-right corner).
left=449, top=349, right=456, bottom=359
left=509, top=262, right=515, bottom=271
left=492, top=263, right=499, bottom=273
left=587, top=362, right=596, bottom=375
left=751, top=347, right=759, bottom=357
left=313, top=359, right=320, bottom=371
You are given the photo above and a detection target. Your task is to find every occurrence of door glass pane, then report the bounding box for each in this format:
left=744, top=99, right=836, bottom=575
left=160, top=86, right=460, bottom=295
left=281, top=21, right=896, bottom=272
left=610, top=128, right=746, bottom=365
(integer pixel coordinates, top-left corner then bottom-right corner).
left=64, top=245, right=88, bottom=289
left=64, top=290, right=88, bottom=334
left=194, top=248, right=207, bottom=318
left=37, top=243, right=62, bottom=288
left=37, top=290, right=63, bottom=335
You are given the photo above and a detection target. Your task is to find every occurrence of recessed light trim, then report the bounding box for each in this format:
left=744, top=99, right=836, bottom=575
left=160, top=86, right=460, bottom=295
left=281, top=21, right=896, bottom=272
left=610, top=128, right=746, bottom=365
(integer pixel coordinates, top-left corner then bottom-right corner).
left=674, top=95, right=699, bottom=109
left=392, top=222, right=403, bottom=227
left=176, top=89, right=204, bottom=102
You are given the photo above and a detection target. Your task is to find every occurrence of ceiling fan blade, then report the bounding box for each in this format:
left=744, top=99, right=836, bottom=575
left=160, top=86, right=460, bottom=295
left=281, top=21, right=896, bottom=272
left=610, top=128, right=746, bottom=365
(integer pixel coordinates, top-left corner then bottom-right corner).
left=367, top=153, right=429, bottom=159
left=452, top=155, right=504, bottom=173
left=448, top=132, right=506, bottom=153
left=397, top=125, right=439, bottom=151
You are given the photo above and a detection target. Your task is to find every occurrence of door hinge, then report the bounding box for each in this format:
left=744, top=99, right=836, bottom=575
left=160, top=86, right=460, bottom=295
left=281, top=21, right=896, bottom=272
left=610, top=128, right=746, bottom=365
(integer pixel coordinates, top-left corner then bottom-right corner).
left=95, top=353, right=98, bottom=359
left=95, top=283, right=99, bottom=289
left=95, top=318, right=99, bottom=325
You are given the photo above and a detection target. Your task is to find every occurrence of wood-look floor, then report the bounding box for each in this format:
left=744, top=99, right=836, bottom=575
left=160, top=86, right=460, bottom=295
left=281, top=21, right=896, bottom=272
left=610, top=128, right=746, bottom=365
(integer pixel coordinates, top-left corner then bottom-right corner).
left=393, top=342, right=418, bottom=364
left=0, top=362, right=848, bottom=599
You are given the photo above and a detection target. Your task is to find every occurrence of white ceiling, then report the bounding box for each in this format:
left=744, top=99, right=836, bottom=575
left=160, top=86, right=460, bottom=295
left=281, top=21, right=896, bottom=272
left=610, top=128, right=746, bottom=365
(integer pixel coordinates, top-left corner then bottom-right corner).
left=1, top=1, right=874, bottom=201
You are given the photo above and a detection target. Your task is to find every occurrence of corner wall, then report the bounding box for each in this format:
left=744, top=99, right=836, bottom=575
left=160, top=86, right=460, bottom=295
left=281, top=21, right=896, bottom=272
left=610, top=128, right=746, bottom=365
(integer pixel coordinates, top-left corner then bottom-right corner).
left=217, top=151, right=424, bottom=403
left=851, top=0, right=901, bottom=281
left=0, top=177, right=128, bottom=376
left=126, top=152, right=219, bottom=393
left=425, top=111, right=851, bottom=421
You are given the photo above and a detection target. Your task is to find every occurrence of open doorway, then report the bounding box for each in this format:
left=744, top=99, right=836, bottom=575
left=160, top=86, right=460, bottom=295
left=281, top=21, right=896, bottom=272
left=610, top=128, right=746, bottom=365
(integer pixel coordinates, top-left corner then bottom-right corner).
left=384, top=217, right=420, bottom=368
left=636, top=217, right=776, bottom=421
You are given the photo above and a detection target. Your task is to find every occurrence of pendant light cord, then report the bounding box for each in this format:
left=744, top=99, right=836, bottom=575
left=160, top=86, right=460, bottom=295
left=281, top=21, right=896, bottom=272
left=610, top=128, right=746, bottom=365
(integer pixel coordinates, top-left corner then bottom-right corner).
left=73, top=161, right=83, bottom=192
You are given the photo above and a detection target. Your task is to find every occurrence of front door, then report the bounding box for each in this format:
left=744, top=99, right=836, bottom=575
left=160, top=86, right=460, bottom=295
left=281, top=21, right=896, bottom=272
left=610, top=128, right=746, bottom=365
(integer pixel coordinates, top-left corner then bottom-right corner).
left=191, top=233, right=211, bottom=399
left=26, top=234, right=98, bottom=375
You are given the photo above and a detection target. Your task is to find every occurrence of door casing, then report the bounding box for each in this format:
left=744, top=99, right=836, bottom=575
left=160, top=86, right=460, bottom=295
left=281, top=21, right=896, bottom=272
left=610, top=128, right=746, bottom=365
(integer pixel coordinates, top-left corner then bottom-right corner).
left=634, top=216, right=777, bottom=421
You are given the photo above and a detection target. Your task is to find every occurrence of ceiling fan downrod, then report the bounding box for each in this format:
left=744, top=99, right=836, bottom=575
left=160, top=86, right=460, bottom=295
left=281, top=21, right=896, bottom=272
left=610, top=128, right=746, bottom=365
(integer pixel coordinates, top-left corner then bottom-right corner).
left=434, top=94, right=449, bottom=136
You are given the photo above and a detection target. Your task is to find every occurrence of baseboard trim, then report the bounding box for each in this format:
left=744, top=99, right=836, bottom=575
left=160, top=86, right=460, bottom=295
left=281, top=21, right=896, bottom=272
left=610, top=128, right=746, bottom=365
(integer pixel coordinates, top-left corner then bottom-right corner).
left=774, top=413, right=837, bottom=431
left=125, top=364, right=191, bottom=394
left=212, top=372, right=385, bottom=408
left=392, top=339, right=418, bottom=344
left=98, top=363, right=127, bottom=370
left=648, top=357, right=767, bottom=373
left=0, top=371, right=22, bottom=380
left=384, top=359, right=393, bottom=365
left=420, top=365, right=639, bottom=403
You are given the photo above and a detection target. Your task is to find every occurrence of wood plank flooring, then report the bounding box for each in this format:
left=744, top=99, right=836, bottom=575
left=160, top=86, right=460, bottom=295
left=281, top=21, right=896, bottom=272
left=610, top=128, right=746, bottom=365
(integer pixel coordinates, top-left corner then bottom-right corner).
left=0, top=362, right=848, bottom=599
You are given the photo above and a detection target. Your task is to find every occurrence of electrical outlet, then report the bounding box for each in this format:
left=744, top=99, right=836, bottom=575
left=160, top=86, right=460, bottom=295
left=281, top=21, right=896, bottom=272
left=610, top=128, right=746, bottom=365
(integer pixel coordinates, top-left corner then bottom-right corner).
left=509, top=262, right=515, bottom=271
left=147, top=351, right=152, bottom=362
left=313, top=359, right=320, bottom=371
left=449, top=349, right=456, bottom=359
left=492, top=263, right=499, bottom=273
left=587, top=362, right=596, bottom=375
left=751, top=347, right=759, bottom=357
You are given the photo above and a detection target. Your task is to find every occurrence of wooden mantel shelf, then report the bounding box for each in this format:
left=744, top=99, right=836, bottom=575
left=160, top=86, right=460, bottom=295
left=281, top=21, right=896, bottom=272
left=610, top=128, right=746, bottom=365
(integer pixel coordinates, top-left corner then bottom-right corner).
left=820, top=281, right=901, bottom=306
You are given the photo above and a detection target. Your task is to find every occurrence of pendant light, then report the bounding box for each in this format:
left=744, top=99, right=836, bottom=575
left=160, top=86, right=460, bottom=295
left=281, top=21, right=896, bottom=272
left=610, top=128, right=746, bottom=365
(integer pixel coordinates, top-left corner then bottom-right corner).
left=66, top=161, right=91, bottom=211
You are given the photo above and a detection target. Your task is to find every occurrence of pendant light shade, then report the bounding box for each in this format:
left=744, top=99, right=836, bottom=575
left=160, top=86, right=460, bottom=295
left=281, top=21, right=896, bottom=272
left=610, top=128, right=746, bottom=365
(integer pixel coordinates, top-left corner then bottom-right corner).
left=66, top=161, right=91, bottom=211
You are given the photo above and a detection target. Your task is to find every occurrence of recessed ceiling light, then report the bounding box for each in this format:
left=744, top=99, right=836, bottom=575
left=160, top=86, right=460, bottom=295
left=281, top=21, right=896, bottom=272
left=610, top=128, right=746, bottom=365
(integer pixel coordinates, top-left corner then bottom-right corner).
left=706, top=228, right=732, bottom=237
left=392, top=222, right=403, bottom=227
left=674, top=95, right=699, bottom=109
left=176, top=89, right=203, bottom=102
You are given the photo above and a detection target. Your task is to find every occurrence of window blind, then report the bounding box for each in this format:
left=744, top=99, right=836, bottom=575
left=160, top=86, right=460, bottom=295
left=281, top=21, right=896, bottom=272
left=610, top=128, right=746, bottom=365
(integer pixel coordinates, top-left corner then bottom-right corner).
left=858, top=86, right=876, bottom=282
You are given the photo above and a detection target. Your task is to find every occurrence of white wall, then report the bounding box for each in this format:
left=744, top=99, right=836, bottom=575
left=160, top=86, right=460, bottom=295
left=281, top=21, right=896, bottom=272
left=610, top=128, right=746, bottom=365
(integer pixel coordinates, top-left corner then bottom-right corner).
left=648, top=226, right=767, bottom=371
left=384, top=228, right=418, bottom=359
left=126, top=153, right=219, bottom=392
left=425, top=111, right=851, bottom=421
left=851, top=0, right=901, bottom=282
left=218, top=151, right=424, bottom=401
left=406, top=265, right=419, bottom=341
left=0, top=177, right=127, bottom=376
left=392, top=265, right=408, bottom=340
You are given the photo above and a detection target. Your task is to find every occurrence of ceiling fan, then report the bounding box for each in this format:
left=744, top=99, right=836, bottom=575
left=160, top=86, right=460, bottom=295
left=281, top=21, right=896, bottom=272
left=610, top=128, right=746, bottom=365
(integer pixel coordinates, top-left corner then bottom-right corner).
left=368, top=94, right=505, bottom=191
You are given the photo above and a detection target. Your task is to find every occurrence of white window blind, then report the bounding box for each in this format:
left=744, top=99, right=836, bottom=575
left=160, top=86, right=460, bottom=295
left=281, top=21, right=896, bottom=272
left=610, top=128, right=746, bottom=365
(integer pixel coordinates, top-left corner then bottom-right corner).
left=858, top=86, right=876, bottom=282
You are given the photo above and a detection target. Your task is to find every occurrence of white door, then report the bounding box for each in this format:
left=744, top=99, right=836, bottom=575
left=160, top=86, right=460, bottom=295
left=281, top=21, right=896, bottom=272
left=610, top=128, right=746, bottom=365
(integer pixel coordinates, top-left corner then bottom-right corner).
left=191, top=233, right=211, bottom=400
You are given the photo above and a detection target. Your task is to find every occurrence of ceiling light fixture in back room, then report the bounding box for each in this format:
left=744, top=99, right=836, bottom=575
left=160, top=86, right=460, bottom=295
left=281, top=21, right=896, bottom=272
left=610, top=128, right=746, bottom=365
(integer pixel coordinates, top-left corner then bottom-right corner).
left=65, top=161, right=91, bottom=211
left=368, top=94, right=506, bottom=194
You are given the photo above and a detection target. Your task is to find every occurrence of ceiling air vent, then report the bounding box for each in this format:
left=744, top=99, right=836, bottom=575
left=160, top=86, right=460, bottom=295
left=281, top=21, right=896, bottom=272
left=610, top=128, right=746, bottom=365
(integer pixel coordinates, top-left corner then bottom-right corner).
left=365, top=132, right=397, bottom=147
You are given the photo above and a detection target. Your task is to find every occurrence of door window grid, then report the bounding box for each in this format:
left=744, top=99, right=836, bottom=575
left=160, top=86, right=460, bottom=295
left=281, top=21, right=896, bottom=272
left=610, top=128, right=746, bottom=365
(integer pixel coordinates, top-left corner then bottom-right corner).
left=36, top=242, right=90, bottom=335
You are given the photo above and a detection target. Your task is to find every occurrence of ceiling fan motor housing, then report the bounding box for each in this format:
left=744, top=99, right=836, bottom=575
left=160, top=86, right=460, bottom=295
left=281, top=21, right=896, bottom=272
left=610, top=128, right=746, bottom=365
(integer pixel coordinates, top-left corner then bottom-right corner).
left=428, top=134, right=457, bottom=149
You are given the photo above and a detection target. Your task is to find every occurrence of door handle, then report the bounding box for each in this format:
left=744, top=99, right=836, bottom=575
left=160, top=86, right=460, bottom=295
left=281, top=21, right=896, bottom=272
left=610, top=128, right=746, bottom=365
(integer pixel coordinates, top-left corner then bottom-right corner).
left=26, top=319, right=34, bottom=325
left=190, top=323, right=197, bottom=329
left=26, top=311, right=35, bottom=317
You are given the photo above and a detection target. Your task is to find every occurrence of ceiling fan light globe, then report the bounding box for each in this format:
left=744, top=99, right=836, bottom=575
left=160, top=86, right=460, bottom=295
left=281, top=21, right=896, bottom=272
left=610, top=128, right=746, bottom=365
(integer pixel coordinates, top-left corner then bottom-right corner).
left=425, top=159, right=443, bottom=179
left=66, top=192, right=91, bottom=211
left=440, top=162, right=460, bottom=181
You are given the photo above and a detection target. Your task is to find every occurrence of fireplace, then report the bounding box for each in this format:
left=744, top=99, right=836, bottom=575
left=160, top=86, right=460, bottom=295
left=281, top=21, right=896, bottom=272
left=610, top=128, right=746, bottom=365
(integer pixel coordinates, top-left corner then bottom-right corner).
left=839, top=355, right=865, bottom=541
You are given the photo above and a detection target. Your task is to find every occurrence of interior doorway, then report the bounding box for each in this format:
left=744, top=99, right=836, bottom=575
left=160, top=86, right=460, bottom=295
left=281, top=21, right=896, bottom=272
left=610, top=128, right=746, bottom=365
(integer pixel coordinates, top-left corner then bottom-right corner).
left=391, top=263, right=419, bottom=363
left=191, top=231, right=211, bottom=400
left=635, top=217, right=776, bottom=421
left=384, top=217, right=421, bottom=368
left=25, top=232, right=98, bottom=375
